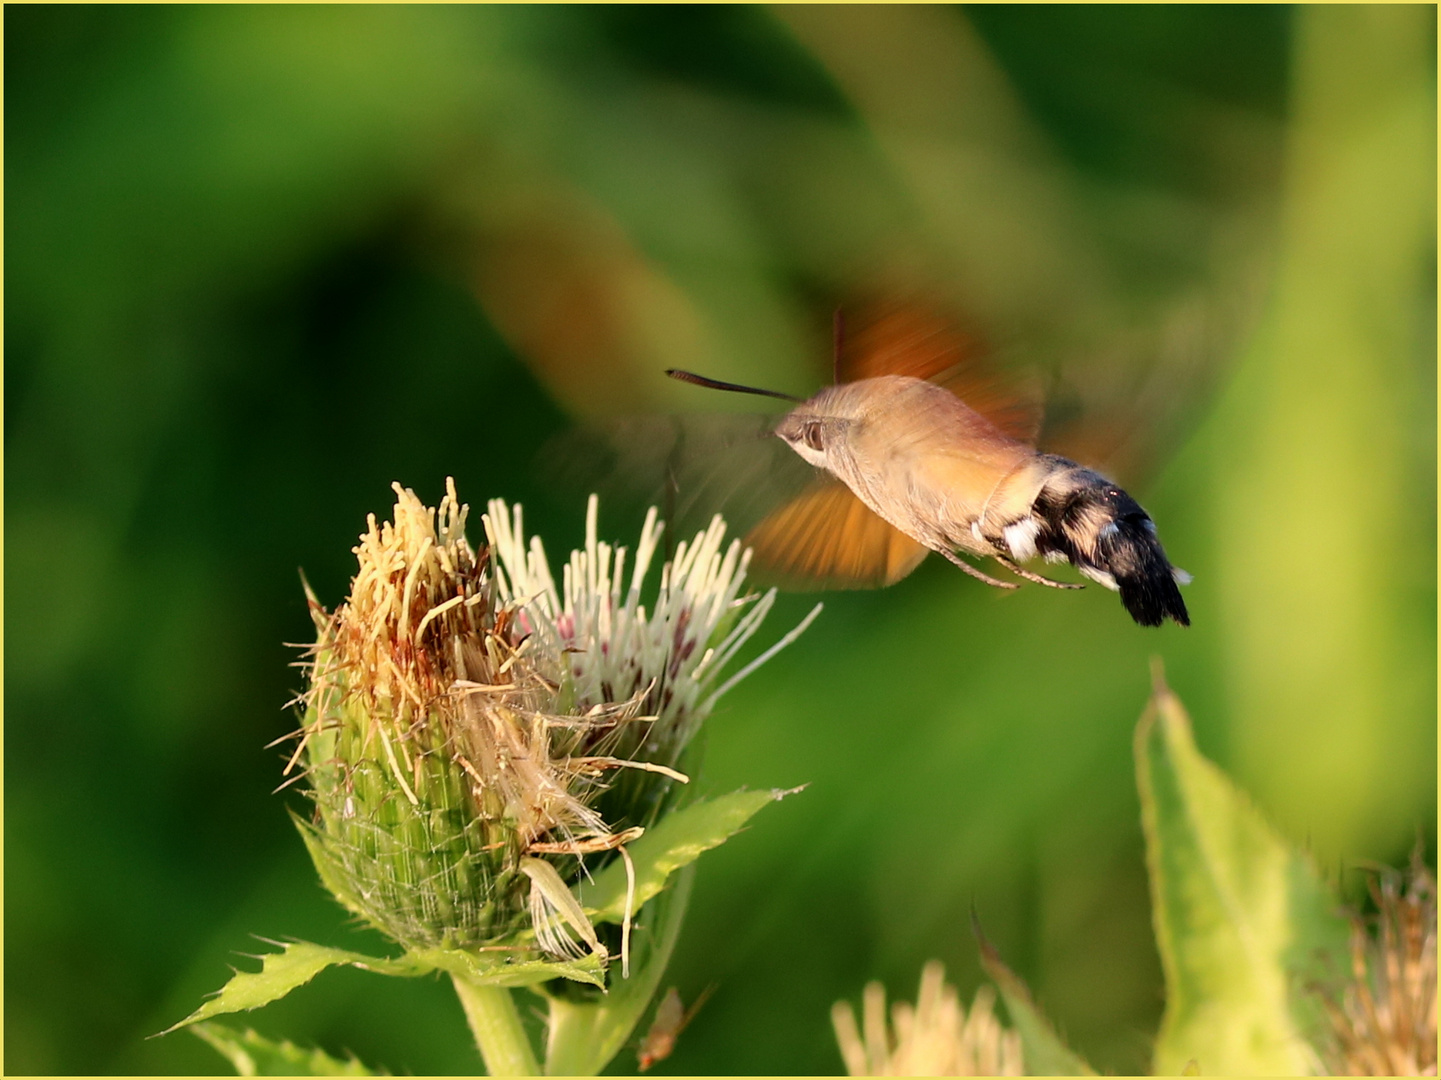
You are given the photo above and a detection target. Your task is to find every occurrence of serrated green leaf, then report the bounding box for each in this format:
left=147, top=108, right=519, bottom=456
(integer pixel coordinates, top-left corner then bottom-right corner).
left=162, top=937, right=604, bottom=1035
left=191, top=1021, right=382, bottom=1076
left=578, top=787, right=798, bottom=923
left=160, top=941, right=427, bottom=1034
left=1137, top=674, right=1350, bottom=1076
left=976, top=933, right=1095, bottom=1075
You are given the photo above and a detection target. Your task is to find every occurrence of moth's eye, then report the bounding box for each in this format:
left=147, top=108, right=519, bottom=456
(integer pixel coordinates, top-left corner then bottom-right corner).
left=803, top=423, right=824, bottom=451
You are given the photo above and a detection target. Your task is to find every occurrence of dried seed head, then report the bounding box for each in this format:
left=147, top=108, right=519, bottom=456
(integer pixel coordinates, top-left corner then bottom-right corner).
left=832, top=961, right=1024, bottom=1076
left=1317, top=859, right=1437, bottom=1076
left=291, top=481, right=802, bottom=961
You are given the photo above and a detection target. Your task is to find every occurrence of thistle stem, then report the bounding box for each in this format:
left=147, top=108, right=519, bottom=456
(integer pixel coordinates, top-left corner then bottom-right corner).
left=452, top=976, right=540, bottom=1076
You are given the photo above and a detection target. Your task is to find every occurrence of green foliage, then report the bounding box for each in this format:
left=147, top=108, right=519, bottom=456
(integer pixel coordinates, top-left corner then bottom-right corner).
left=546, top=868, right=696, bottom=1077
left=192, top=1023, right=380, bottom=1076
left=165, top=787, right=793, bottom=1071
left=162, top=940, right=603, bottom=1036
left=579, top=787, right=799, bottom=922
left=547, top=787, right=795, bottom=1074
left=1136, top=672, right=1351, bottom=1075
left=956, top=672, right=1372, bottom=1076
left=977, top=936, right=1095, bottom=1075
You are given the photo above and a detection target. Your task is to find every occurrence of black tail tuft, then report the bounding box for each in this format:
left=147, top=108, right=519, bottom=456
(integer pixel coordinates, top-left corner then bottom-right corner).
left=1028, top=458, right=1190, bottom=627
left=1097, top=517, right=1190, bottom=627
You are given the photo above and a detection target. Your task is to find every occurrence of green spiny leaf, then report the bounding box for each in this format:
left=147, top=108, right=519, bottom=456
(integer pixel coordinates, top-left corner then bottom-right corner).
left=578, top=787, right=800, bottom=923
left=160, top=941, right=428, bottom=1034
left=1137, top=670, right=1350, bottom=1076
left=191, top=1021, right=381, bottom=1076
left=162, top=937, right=604, bottom=1035
left=975, top=924, right=1095, bottom=1075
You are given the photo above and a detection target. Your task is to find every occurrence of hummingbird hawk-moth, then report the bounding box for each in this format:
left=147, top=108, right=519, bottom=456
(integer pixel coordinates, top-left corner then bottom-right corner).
left=667, top=304, right=1190, bottom=627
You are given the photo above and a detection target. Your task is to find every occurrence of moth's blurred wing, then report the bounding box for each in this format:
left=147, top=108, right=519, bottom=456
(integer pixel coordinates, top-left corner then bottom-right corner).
left=543, top=417, right=927, bottom=590
left=538, top=413, right=819, bottom=545
left=839, top=301, right=1044, bottom=444
left=744, top=477, right=929, bottom=590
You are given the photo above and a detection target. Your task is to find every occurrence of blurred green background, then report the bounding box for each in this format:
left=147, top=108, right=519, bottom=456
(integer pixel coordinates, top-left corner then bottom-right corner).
left=5, top=5, right=1434, bottom=1075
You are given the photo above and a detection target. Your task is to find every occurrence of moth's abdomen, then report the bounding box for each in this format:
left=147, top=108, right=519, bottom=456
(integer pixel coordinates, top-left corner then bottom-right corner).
left=1026, top=458, right=1190, bottom=627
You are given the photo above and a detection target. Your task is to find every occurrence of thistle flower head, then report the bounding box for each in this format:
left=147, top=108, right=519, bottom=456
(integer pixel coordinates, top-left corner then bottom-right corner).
left=832, top=961, right=1024, bottom=1076
left=291, top=480, right=794, bottom=962
left=1318, top=860, right=1437, bottom=1076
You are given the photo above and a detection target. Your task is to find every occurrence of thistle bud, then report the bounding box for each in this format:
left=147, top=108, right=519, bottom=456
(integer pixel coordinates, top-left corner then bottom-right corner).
left=291, top=480, right=792, bottom=965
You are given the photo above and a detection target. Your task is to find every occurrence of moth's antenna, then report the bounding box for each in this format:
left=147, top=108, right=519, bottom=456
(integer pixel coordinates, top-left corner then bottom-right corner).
left=833, top=308, right=845, bottom=385
left=665, top=369, right=801, bottom=403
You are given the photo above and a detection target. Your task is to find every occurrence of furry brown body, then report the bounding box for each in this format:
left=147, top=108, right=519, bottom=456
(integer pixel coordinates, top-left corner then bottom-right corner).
left=759, top=375, right=1190, bottom=627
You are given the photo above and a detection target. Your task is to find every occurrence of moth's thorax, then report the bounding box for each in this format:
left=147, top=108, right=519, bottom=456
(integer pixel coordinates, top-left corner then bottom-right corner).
left=776, top=375, right=1045, bottom=554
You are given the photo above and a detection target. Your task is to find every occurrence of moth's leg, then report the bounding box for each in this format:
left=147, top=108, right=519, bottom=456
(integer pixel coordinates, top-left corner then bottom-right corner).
left=939, top=548, right=1019, bottom=590
left=993, top=554, right=1085, bottom=590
